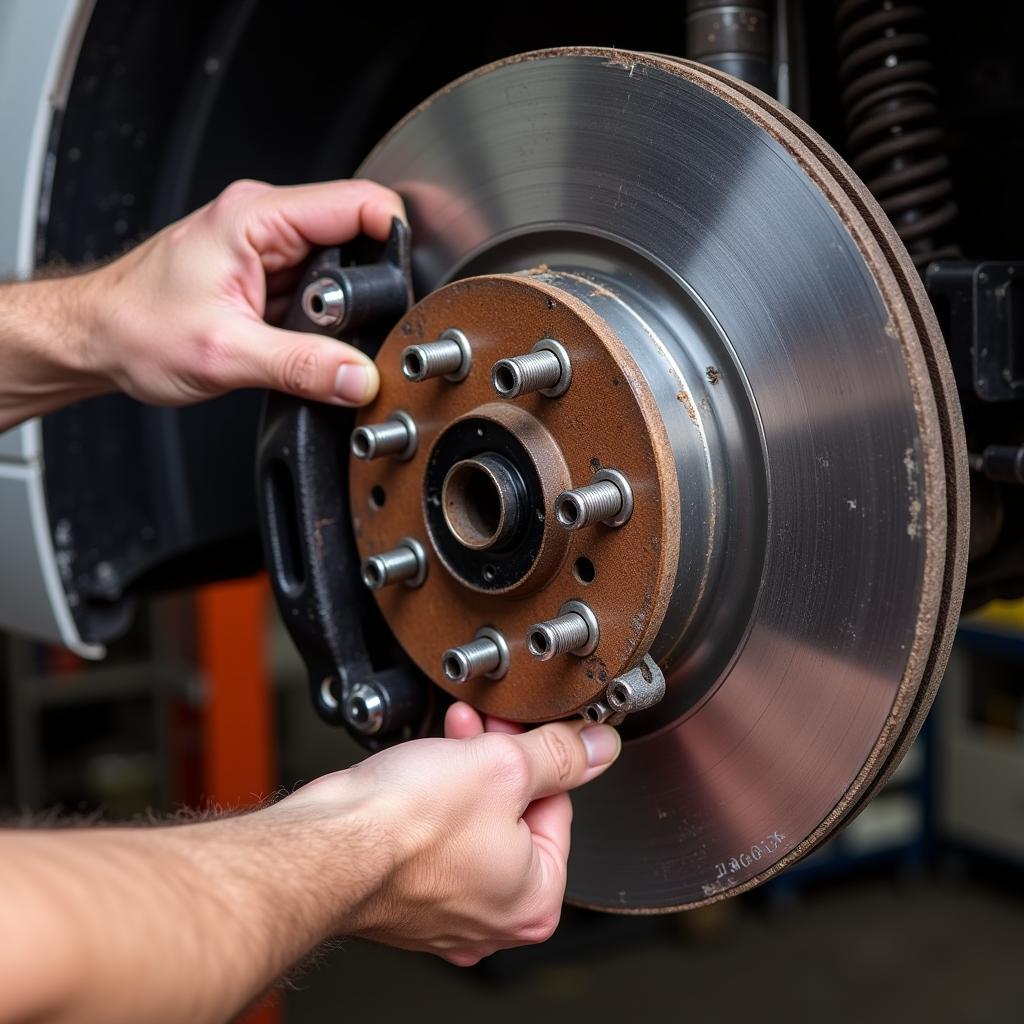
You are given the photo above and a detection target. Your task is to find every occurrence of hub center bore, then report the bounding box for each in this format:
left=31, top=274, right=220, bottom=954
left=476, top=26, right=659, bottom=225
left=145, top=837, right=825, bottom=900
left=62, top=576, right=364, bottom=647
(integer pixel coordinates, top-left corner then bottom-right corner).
left=442, top=454, right=522, bottom=551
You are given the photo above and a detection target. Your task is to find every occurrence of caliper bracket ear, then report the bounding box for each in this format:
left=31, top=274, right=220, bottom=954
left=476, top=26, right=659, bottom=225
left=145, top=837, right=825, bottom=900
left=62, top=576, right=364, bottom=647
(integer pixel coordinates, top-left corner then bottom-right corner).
left=256, top=218, right=433, bottom=748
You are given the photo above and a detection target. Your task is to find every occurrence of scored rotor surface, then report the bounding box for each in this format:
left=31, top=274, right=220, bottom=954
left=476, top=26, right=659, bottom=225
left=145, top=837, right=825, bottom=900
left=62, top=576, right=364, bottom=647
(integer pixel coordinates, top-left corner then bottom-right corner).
left=357, top=48, right=968, bottom=911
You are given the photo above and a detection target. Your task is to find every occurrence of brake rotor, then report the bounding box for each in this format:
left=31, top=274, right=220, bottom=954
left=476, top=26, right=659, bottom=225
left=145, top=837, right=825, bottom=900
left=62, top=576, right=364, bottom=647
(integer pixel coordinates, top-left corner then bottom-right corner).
left=353, top=48, right=968, bottom=911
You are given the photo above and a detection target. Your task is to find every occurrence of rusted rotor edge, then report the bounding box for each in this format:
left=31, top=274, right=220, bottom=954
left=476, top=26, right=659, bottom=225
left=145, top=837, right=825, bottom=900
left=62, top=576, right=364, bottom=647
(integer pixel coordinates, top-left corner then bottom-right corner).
left=683, top=58, right=969, bottom=864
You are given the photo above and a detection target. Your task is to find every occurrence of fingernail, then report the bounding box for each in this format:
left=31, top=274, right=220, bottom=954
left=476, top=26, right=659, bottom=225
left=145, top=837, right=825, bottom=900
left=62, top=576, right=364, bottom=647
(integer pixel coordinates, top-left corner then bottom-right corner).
left=580, top=725, right=621, bottom=767
left=335, top=363, right=370, bottom=405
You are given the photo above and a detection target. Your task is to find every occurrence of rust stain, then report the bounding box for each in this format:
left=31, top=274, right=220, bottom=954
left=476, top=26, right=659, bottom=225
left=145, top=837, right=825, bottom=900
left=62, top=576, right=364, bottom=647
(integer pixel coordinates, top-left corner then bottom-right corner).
left=677, top=389, right=698, bottom=422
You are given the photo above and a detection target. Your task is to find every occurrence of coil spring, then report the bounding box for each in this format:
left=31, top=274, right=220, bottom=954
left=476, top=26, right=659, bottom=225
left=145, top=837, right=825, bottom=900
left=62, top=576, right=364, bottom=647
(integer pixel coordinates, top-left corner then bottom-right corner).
left=836, top=0, right=959, bottom=268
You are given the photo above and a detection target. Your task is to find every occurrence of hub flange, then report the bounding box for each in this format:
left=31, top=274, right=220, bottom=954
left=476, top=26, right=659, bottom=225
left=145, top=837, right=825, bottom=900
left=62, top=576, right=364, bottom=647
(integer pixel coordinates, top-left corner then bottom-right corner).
left=349, top=273, right=681, bottom=721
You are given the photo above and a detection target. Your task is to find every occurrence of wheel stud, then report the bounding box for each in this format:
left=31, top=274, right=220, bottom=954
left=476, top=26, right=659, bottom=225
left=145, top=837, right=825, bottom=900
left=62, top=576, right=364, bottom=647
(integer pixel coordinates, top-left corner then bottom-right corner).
left=402, top=328, right=472, bottom=382
left=442, top=627, right=510, bottom=682
left=351, top=410, right=417, bottom=461
left=361, top=538, right=428, bottom=589
left=527, top=600, right=599, bottom=660
left=492, top=339, right=571, bottom=399
left=555, top=469, right=633, bottom=530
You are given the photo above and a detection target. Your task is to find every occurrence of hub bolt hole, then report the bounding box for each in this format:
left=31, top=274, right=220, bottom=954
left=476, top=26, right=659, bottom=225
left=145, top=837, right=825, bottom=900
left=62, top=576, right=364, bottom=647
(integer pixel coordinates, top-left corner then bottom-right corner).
left=573, top=556, right=596, bottom=584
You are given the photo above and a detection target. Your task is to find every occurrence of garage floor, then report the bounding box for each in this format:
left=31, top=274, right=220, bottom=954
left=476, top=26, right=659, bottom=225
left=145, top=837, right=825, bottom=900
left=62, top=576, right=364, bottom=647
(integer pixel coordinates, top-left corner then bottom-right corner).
left=285, top=873, right=1024, bottom=1023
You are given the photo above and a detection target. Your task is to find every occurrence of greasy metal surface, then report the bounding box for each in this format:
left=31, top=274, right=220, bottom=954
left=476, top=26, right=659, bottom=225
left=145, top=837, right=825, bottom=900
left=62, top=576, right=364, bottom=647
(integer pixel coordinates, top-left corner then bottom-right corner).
left=358, top=49, right=964, bottom=910
left=349, top=274, right=680, bottom=721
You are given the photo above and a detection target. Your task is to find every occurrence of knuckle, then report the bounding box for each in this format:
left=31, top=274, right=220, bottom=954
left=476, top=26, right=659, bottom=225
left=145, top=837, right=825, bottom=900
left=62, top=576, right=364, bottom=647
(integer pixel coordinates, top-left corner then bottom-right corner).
left=277, top=344, right=323, bottom=395
left=220, top=178, right=270, bottom=204
left=446, top=952, right=481, bottom=968
left=190, top=329, right=236, bottom=387
left=519, top=907, right=562, bottom=945
left=539, top=729, right=576, bottom=785
left=208, top=179, right=270, bottom=224
left=480, top=734, right=530, bottom=792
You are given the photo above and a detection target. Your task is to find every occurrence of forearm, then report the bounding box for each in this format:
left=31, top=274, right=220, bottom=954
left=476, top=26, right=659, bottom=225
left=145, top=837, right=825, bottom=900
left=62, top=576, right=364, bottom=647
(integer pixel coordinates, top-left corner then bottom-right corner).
left=0, top=798, right=390, bottom=1024
left=0, top=276, right=109, bottom=432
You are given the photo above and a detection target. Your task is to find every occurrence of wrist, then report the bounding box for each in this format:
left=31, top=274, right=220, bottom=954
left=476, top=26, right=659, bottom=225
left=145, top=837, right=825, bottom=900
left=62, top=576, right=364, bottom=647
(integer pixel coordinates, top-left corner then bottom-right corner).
left=0, top=273, right=112, bottom=430
left=265, top=771, right=410, bottom=936
left=21, top=273, right=105, bottom=384
left=172, top=785, right=398, bottom=950
left=61, top=266, right=118, bottom=386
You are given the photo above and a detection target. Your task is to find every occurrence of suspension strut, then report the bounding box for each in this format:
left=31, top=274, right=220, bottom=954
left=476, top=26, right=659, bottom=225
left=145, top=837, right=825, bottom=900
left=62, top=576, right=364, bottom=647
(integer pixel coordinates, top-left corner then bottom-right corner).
left=835, top=0, right=959, bottom=268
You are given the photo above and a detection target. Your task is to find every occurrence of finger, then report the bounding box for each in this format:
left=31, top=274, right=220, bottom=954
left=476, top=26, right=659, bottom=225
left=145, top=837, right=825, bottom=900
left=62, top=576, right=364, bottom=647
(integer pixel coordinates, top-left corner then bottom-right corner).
left=224, top=317, right=380, bottom=406
left=510, top=721, right=622, bottom=803
left=444, top=702, right=484, bottom=740
left=241, top=179, right=406, bottom=264
left=523, top=791, right=573, bottom=865
left=483, top=715, right=523, bottom=735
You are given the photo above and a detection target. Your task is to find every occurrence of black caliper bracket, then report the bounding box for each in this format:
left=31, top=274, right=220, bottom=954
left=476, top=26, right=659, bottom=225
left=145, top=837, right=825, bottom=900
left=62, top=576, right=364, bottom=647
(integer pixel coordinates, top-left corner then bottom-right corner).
left=256, top=219, right=435, bottom=748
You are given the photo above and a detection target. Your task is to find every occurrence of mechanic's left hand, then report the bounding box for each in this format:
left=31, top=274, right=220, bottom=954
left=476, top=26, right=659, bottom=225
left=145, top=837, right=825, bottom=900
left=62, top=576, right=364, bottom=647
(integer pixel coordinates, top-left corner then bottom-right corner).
left=74, top=178, right=404, bottom=408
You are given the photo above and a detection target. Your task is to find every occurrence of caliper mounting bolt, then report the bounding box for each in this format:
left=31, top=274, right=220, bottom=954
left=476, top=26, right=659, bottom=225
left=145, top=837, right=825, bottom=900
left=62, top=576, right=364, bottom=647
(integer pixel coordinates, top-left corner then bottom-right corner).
left=491, top=338, right=572, bottom=399
left=555, top=468, right=634, bottom=530
left=527, top=600, right=599, bottom=661
left=442, top=627, right=510, bottom=683
left=361, top=538, right=428, bottom=590
left=302, top=277, right=347, bottom=327
left=342, top=681, right=386, bottom=736
left=351, top=410, right=418, bottom=461
left=402, top=328, right=472, bottom=382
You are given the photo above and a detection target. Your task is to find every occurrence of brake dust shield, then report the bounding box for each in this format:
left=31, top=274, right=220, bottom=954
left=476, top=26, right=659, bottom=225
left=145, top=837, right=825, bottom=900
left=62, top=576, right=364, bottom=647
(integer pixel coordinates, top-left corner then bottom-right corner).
left=353, top=49, right=968, bottom=911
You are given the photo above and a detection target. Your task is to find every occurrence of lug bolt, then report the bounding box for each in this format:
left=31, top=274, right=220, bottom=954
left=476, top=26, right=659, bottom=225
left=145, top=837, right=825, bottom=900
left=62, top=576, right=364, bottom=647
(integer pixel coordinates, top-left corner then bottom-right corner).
left=402, top=328, right=472, bottom=382
left=555, top=468, right=634, bottom=530
left=351, top=410, right=417, bottom=461
left=492, top=338, right=572, bottom=399
left=442, top=627, right=510, bottom=683
left=361, top=538, right=428, bottom=590
left=343, top=681, right=386, bottom=735
left=302, top=276, right=347, bottom=327
left=527, top=600, right=599, bottom=661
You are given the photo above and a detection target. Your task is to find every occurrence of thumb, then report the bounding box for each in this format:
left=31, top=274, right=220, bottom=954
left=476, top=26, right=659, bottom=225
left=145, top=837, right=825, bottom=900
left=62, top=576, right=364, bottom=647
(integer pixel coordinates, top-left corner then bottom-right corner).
left=233, top=319, right=380, bottom=406
left=511, top=721, right=621, bottom=803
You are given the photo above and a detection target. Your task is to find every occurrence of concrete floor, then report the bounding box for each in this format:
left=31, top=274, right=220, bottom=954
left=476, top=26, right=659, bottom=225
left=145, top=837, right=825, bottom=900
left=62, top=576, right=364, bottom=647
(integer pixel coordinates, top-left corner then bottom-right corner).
left=285, top=874, right=1024, bottom=1023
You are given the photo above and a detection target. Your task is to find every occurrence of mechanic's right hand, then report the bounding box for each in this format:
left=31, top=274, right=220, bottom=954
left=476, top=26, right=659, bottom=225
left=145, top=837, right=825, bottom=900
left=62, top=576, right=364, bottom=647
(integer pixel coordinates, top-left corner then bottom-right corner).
left=284, top=703, right=621, bottom=965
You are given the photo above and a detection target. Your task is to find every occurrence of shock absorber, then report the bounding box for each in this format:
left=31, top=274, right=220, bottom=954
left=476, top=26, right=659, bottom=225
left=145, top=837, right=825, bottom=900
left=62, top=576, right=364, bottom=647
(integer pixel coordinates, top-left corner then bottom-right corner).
left=686, top=1, right=774, bottom=96
left=835, top=0, right=959, bottom=268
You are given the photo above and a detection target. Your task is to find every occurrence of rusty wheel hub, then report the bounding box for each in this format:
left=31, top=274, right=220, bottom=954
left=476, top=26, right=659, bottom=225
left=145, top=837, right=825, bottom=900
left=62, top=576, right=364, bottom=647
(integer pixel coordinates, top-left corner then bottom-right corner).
left=350, top=272, right=687, bottom=721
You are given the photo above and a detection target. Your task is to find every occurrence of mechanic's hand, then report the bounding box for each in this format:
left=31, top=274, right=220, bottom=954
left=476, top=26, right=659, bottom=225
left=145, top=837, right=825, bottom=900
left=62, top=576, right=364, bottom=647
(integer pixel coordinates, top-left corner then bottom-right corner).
left=77, top=178, right=404, bottom=408
left=287, top=703, right=621, bottom=965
